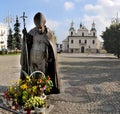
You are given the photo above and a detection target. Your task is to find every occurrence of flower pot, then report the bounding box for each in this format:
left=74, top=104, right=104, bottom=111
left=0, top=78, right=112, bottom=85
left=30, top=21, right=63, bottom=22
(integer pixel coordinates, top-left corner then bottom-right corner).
left=27, top=108, right=31, bottom=114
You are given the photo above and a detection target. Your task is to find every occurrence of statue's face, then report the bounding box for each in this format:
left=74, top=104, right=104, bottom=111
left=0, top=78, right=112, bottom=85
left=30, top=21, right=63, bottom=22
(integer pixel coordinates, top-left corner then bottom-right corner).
left=34, top=12, right=46, bottom=29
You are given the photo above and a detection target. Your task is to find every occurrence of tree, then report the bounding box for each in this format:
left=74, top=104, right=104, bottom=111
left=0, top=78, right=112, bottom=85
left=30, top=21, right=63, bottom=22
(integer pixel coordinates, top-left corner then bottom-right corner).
left=101, top=23, right=120, bottom=58
left=7, top=28, right=16, bottom=50
left=14, top=16, right=22, bottom=50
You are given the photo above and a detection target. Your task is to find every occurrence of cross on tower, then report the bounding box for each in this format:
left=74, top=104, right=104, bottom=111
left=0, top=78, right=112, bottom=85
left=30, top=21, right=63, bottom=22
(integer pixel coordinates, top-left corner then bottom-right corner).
left=20, top=12, right=27, bottom=28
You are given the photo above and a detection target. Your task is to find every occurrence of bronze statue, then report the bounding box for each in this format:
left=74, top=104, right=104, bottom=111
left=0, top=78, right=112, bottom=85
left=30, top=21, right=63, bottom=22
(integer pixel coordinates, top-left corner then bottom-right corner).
left=20, top=12, right=60, bottom=94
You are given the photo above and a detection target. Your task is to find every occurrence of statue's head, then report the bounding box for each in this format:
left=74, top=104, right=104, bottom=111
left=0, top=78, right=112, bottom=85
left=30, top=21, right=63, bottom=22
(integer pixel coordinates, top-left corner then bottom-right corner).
left=34, top=12, right=46, bottom=29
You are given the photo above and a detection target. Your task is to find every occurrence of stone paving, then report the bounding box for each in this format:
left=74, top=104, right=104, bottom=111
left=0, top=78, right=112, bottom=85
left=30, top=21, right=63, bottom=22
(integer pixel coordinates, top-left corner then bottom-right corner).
left=0, top=53, right=120, bottom=114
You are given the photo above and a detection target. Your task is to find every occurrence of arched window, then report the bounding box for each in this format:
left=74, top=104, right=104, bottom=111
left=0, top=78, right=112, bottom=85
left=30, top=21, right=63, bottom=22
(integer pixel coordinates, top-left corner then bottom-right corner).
left=81, top=46, right=84, bottom=53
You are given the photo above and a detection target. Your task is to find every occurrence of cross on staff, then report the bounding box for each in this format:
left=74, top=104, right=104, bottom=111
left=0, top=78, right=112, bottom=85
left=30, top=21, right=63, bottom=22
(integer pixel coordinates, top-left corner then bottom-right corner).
left=20, top=12, right=29, bottom=75
left=20, top=12, right=27, bottom=29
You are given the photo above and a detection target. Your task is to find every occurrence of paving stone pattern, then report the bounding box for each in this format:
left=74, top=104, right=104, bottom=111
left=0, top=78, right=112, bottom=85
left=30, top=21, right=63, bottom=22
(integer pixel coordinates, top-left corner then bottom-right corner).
left=0, top=54, right=120, bottom=114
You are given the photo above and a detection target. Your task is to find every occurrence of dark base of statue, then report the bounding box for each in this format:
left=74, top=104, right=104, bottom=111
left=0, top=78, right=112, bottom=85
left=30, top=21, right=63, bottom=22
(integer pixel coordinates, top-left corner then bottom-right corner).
left=50, top=87, right=60, bottom=94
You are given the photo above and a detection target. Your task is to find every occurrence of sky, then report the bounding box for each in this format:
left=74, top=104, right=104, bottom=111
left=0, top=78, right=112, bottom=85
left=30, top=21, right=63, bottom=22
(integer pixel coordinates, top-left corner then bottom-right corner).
left=0, top=0, right=120, bottom=43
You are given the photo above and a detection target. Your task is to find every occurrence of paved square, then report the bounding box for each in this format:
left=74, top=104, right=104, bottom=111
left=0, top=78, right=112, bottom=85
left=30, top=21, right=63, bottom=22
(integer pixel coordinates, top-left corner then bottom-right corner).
left=0, top=53, right=120, bottom=114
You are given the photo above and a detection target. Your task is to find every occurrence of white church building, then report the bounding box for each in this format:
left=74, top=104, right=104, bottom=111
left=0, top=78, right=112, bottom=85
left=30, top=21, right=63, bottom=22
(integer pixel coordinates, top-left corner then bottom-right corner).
left=62, top=21, right=101, bottom=53
left=0, top=23, right=8, bottom=50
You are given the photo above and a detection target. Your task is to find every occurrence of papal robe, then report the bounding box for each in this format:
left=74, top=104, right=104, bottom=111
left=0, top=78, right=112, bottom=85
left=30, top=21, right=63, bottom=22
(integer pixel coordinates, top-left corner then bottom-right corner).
left=20, top=27, right=60, bottom=94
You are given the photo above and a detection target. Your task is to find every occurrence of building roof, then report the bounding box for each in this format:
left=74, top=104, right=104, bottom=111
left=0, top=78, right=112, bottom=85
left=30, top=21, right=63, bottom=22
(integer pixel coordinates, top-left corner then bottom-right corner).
left=62, top=37, right=68, bottom=42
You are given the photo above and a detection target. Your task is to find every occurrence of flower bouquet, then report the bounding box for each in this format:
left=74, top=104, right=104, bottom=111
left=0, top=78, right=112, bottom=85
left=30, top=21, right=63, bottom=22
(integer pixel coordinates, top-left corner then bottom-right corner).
left=24, top=96, right=46, bottom=114
left=3, top=71, right=53, bottom=113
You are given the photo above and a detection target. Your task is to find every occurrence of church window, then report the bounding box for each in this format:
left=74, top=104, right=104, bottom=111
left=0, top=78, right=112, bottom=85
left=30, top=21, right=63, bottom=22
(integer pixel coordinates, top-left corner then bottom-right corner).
left=93, top=32, right=95, bottom=36
left=85, top=40, right=87, bottom=44
left=67, top=45, right=69, bottom=48
left=71, top=40, right=73, bottom=44
left=71, top=32, right=73, bottom=36
left=93, top=40, right=95, bottom=44
left=71, top=49, right=73, bottom=53
left=79, top=40, right=81, bottom=44
left=82, top=32, right=84, bottom=36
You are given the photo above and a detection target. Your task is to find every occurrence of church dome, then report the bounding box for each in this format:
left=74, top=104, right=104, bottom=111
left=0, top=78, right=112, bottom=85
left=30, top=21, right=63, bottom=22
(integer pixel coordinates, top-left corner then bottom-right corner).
left=69, top=27, right=75, bottom=31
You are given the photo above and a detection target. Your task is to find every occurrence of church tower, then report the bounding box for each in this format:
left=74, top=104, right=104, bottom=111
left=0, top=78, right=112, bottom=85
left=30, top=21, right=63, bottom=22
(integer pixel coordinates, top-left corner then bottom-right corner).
left=69, top=21, right=75, bottom=36
left=90, top=21, right=96, bottom=36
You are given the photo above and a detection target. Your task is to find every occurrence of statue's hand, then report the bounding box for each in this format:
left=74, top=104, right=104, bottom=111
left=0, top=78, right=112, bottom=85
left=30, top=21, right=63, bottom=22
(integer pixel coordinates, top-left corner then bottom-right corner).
left=22, top=28, right=27, bottom=35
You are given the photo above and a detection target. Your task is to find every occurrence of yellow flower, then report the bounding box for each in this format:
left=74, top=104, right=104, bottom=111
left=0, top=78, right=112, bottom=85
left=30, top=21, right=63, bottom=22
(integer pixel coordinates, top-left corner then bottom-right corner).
left=20, top=84, right=28, bottom=90
left=9, top=86, right=13, bottom=92
left=26, top=76, right=31, bottom=82
left=32, top=86, right=37, bottom=92
left=14, top=93, right=17, bottom=97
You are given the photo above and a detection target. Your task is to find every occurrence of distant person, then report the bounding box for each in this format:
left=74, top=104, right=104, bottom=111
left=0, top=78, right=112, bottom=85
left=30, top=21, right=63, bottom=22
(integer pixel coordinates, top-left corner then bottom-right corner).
left=20, top=12, right=60, bottom=94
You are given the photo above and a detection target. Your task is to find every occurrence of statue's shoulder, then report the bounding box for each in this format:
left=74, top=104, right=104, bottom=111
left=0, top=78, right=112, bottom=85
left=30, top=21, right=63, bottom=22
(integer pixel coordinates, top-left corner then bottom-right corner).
left=46, top=27, right=56, bottom=47
left=46, top=28, right=54, bottom=41
left=28, top=27, right=36, bottom=36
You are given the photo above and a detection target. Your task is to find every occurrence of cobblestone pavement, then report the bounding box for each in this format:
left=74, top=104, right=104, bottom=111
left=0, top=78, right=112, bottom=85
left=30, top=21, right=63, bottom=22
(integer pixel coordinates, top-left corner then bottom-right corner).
left=0, top=53, right=120, bottom=114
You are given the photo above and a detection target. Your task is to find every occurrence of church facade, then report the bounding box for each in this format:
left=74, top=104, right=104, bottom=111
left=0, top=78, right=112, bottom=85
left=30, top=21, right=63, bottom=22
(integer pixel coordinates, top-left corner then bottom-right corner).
left=0, top=23, right=8, bottom=50
left=62, top=21, right=101, bottom=53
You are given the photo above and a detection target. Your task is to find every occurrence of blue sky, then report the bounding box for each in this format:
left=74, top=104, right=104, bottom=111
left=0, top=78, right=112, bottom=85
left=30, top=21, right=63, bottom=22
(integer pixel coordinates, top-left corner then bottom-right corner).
left=0, top=0, right=120, bottom=43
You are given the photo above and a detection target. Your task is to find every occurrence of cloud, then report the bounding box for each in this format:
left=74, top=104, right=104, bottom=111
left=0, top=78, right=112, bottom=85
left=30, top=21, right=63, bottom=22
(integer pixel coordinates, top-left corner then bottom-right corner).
left=97, top=0, right=114, bottom=6
left=41, top=0, right=49, bottom=2
left=84, top=4, right=101, bottom=13
left=83, top=0, right=120, bottom=41
left=64, top=1, right=75, bottom=11
left=83, top=14, right=110, bottom=31
left=75, top=0, right=82, bottom=2
left=46, top=19, right=61, bottom=30
left=84, top=0, right=120, bottom=16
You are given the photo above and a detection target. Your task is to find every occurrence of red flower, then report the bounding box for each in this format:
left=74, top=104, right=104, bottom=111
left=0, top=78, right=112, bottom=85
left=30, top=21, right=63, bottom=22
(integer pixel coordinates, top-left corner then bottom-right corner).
left=46, top=80, right=49, bottom=83
left=15, top=105, right=18, bottom=110
left=4, top=91, right=8, bottom=99
left=47, top=76, right=51, bottom=80
left=38, top=79, right=42, bottom=83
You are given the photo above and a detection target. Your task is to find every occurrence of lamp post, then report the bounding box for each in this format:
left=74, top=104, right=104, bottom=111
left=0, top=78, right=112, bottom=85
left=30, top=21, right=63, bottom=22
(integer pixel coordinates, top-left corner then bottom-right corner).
left=4, top=12, right=14, bottom=29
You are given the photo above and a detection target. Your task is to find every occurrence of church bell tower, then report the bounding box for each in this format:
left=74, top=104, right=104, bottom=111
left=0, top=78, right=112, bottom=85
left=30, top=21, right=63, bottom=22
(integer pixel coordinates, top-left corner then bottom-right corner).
left=69, top=21, right=75, bottom=36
